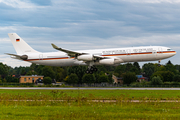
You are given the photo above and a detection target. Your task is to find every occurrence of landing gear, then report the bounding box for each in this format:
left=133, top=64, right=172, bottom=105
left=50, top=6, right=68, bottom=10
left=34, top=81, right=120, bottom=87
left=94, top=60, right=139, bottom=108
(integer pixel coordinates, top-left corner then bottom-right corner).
left=86, top=66, right=97, bottom=74
left=158, top=60, right=161, bottom=66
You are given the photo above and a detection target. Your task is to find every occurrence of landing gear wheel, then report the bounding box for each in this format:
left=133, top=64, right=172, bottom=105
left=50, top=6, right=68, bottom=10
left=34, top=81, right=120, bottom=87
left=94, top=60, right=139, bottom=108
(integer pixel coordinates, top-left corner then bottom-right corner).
left=90, top=67, right=94, bottom=71
left=86, top=70, right=90, bottom=74
left=86, top=66, right=98, bottom=74
left=89, top=70, right=93, bottom=74
left=93, top=68, right=97, bottom=72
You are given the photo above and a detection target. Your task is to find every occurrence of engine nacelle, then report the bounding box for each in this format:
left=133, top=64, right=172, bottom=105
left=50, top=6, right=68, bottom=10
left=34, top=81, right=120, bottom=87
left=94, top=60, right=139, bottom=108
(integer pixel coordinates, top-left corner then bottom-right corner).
left=77, top=54, right=94, bottom=61
left=99, top=58, right=123, bottom=65
left=20, top=55, right=28, bottom=60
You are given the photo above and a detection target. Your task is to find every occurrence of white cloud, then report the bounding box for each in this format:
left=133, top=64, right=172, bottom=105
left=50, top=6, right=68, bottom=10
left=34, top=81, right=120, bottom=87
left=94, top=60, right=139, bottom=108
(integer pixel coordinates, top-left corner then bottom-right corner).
left=121, top=0, right=180, bottom=3
left=103, top=34, right=180, bottom=47
left=0, top=0, right=180, bottom=67
left=0, top=0, right=45, bottom=9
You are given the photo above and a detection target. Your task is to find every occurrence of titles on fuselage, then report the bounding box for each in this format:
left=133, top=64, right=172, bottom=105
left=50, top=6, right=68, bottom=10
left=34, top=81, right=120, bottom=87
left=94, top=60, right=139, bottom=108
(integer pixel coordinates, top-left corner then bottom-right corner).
left=102, top=48, right=153, bottom=55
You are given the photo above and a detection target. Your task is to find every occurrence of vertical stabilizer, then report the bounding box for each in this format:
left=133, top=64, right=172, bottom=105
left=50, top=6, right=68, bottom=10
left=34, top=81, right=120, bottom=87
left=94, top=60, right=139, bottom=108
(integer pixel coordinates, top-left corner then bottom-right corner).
left=8, top=33, right=39, bottom=55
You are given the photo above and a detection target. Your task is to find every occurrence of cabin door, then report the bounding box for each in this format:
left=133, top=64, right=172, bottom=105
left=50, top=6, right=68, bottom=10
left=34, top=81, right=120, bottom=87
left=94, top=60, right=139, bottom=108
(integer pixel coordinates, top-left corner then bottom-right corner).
left=126, top=49, right=131, bottom=55
left=158, top=47, right=163, bottom=54
left=39, top=54, right=43, bottom=60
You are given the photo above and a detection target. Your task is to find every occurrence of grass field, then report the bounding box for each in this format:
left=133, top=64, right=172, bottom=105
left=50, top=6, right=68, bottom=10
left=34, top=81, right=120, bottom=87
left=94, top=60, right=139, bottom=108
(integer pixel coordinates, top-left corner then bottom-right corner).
left=0, top=89, right=180, bottom=119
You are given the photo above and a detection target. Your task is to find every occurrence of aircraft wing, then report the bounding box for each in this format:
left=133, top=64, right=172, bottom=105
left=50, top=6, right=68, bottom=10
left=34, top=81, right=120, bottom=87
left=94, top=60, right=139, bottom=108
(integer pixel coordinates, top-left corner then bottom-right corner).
left=51, top=43, right=84, bottom=57
left=51, top=43, right=105, bottom=60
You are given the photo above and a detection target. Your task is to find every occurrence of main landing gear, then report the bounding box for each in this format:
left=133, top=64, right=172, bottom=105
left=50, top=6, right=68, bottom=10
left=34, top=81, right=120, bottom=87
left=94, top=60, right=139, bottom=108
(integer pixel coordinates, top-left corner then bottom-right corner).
left=86, top=66, right=97, bottom=74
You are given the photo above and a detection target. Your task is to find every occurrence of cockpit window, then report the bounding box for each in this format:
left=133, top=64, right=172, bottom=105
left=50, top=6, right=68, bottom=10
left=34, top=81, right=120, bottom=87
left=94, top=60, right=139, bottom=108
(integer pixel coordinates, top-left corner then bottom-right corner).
left=167, top=49, right=172, bottom=51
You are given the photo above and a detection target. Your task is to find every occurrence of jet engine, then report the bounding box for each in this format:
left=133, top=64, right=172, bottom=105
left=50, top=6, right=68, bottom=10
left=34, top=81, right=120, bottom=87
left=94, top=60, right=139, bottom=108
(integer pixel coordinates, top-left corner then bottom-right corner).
left=77, top=54, right=94, bottom=61
left=99, top=58, right=123, bottom=65
left=20, top=55, right=28, bottom=60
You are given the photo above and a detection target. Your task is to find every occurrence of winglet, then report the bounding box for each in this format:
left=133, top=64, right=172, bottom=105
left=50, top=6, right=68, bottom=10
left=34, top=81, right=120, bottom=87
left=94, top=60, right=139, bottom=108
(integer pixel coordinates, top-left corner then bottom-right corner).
left=51, top=43, right=59, bottom=49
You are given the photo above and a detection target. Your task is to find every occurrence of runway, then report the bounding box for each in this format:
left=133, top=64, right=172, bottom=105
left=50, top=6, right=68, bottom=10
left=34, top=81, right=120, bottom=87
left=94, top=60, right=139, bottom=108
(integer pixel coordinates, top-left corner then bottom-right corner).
left=0, top=87, right=180, bottom=90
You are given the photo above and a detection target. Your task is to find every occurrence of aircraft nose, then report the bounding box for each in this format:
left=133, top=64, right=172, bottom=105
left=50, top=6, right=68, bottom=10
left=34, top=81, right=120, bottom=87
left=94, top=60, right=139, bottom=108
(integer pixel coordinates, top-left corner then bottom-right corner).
left=171, top=51, right=176, bottom=57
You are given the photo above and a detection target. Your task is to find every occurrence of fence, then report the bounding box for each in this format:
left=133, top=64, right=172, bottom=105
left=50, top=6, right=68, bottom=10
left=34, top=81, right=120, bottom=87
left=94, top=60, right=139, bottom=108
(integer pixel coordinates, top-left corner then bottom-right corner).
left=0, top=83, right=180, bottom=87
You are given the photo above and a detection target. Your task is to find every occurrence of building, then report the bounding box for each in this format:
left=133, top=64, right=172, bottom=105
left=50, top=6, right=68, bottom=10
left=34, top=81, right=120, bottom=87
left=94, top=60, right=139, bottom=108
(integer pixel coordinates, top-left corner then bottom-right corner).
left=136, top=75, right=149, bottom=82
left=112, top=75, right=123, bottom=85
left=19, top=75, right=44, bottom=83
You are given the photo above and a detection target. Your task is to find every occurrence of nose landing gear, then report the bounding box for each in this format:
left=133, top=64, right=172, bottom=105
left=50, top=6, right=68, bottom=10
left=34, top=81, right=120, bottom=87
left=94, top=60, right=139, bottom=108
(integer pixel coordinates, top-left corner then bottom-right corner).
left=158, top=60, right=161, bottom=66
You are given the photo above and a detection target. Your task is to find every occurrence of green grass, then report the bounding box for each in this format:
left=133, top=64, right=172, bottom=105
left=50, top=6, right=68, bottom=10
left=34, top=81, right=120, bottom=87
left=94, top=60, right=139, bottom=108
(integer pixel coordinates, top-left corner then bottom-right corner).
left=0, top=89, right=180, bottom=119
left=0, top=102, right=180, bottom=120
left=0, top=89, right=180, bottom=100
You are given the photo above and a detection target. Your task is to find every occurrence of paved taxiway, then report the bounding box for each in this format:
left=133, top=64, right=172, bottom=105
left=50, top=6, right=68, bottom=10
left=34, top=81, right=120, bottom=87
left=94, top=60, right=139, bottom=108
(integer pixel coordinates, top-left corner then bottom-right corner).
left=0, top=87, right=180, bottom=90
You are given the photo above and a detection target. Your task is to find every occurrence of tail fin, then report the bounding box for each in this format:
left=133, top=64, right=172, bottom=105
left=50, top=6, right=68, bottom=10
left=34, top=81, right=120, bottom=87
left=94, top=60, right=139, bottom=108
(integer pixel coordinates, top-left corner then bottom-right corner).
left=8, top=33, right=39, bottom=55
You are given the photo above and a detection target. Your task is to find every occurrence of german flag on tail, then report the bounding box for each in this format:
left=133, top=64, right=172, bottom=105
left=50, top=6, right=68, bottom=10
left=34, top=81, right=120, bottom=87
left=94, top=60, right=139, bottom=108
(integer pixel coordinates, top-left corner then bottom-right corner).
left=16, top=39, right=20, bottom=42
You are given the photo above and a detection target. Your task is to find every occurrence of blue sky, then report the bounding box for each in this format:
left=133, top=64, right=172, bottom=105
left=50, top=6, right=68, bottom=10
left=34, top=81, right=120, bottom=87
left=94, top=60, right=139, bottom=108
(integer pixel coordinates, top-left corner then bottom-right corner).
left=0, top=0, right=180, bottom=67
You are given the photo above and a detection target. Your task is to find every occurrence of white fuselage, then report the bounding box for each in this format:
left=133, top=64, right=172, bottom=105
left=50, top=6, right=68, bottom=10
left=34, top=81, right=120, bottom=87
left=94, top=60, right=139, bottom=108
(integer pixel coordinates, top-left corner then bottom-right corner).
left=23, top=46, right=176, bottom=66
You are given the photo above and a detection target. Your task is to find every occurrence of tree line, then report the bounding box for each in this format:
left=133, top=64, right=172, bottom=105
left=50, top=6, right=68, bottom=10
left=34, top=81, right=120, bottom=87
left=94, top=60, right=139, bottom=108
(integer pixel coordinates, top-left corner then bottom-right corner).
left=0, top=60, right=179, bottom=85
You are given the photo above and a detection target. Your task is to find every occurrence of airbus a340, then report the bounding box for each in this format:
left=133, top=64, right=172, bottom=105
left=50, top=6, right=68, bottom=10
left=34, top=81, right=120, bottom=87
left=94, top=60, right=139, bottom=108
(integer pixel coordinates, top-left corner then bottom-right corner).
left=6, top=33, right=176, bottom=73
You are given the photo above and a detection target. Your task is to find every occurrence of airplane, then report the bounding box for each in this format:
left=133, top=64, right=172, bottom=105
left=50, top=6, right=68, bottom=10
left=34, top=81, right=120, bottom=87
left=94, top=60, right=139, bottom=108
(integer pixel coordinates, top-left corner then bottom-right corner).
left=6, top=33, right=176, bottom=74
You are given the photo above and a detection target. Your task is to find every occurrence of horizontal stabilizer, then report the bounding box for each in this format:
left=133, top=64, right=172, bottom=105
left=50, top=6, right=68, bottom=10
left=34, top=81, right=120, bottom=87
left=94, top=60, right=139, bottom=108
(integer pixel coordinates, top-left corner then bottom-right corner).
left=5, top=53, right=28, bottom=60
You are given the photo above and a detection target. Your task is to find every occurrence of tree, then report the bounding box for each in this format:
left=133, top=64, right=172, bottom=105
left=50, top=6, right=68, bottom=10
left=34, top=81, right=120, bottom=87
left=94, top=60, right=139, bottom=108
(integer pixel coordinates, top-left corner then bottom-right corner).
left=165, top=60, right=177, bottom=74
left=82, top=74, right=95, bottom=83
left=151, top=76, right=163, bottom=85
left=97, top=75, right=109, bottom=83
left=151, top=71, right=174, bottom=82
left=96, top=65, right=107, bottom=73
left=30, top=63, right=38, bottom=71
left=175, top=65, right=180, bottom=72
left=43, top=77, right=52, bottom=85
left=5, top=76, right=18, bottom=83
left=129, top=67, right=140, bottom=75
left=66, top=73, right=79, bottom=84
left=133, top=62, right=141, bottom=73
left=53, top=67, right=66, bottom=82
left=107, top=73, right=113, bottom=83
left=114, top=64, right=126, bottom=77
left=142, top=63, right=155, bottom=78
left=163, top=71, right=174, bottom=82
left=173, top=75, right=180, bottom=82
left=0, top=64, right=8, bottom=76
left=125, top=63, right=134, bottom=72
left=26, top=70, right=37, bottom=75
left=123, top=72, right=137, bottom=85
left=151, top=72, right=164, bottom=82
left=42, top=66, right=55, bottom=79
left=67, top=66, right=87, bottom=84
left=36, top=65, right=45, bottom=75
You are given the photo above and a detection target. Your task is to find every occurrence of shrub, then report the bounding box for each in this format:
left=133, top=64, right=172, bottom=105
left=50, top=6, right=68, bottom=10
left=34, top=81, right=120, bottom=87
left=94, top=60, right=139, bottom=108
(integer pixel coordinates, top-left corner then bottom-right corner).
left=43, top=77, right=52, bottom=85
left=151, top=76, right=163, bottom=85
left=66, top=73, right=79, bottom=84
left=123, top=72, right=137, bottom=85
left=151, top=71, right=174, bottom=82
left=82, top=74, right=95, bottom=83
left=173, top=75, right=180, bottom=82
left=151, top=73, right=164, bottom=81
left=97, top=75, right=108, bottom=83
